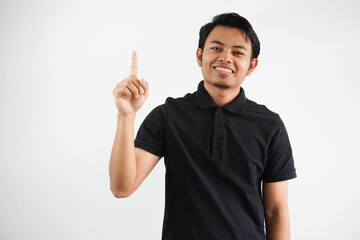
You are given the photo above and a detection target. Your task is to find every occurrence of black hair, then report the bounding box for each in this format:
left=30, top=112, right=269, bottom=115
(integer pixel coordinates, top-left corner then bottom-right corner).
left=198, top=12, right=260, bottom=60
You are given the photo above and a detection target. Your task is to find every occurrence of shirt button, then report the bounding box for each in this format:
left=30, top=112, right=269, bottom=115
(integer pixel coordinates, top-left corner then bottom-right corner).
left=218, top=109, right=222, bottom=113
left=215, top=139, right=220, bottom=144
left=217, top=123, right=222, bottom=128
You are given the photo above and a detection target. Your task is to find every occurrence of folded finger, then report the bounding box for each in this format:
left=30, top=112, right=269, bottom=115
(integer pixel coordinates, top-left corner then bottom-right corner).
left=126, top=81, right=141, bottom=98
left=141, top=78, right=149, bottom=96
left=132, top=79, right=144, bottom=94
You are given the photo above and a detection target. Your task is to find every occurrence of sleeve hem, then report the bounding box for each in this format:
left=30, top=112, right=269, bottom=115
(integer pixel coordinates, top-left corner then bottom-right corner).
left=262, top=173, right=297, bottom=183
left=135, top=141, right=163, bottom=158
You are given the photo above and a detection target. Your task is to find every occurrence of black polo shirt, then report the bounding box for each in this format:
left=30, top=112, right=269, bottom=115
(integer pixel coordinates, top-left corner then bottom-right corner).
left=135, top=81, right=296, bottom=240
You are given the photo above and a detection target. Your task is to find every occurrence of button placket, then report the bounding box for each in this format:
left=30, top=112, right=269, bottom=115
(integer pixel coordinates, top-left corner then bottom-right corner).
left=212, top=107, right=224, bottom=163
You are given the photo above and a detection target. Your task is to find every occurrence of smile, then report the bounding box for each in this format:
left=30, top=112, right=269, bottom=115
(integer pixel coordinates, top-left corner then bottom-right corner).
left=215, top=67, right=232, bottom=73
left=213, top=66, right=234, bottom=76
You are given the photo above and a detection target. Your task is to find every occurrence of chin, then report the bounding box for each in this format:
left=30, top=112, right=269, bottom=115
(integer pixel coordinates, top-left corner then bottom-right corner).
left=213, top=83, right=230, bottom=89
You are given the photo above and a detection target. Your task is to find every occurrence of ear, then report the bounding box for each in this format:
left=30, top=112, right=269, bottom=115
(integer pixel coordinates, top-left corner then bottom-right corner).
left=246, top=58, right=258, bottom=76
left=196, top=48, right=203, bottom=67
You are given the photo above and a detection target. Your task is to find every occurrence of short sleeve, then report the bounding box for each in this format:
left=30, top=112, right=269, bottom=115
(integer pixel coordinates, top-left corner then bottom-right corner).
left=262, top=116, right=297, bottom=182
left=134, top=105, right=167, bottom=158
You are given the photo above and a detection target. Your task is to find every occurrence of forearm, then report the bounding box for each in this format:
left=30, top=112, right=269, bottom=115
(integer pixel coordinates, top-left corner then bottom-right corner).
left=265, top=208, right=290, bottom=240
left=109, top=113, right=137, bottom=197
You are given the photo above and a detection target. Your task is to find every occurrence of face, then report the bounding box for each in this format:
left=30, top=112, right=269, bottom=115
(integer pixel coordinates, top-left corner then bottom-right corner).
left=196, top=25, right=258, bottom=90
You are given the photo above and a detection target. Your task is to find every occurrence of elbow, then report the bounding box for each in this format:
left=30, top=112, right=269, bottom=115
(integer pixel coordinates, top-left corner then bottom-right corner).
left=110, top=184, right=134, bottom=198
left=112, top=191, right=131, bottom=199
left=265, top=208, right=278, bottom=220
left=265, top=206, right=289, bottom=220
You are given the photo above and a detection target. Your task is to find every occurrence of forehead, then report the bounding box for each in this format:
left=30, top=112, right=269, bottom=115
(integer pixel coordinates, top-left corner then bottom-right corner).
left=205, top=25, right=251, bottom=47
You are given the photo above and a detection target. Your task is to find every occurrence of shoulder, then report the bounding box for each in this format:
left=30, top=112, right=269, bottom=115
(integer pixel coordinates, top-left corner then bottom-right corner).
left=146, top=91, right=197, bottom=120
left=164, top=91, right=198, bottom=111
left=165, top=91, right=196, bottom=105
left=244, top=98, right=279, bottom=119
left=243, top=98, right=281, bottom=126
left=241, top=98, right=290, bottom=138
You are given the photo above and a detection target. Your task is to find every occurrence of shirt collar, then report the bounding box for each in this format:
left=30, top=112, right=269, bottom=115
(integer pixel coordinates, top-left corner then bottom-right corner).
left=196, top=80, right=247, bottom=114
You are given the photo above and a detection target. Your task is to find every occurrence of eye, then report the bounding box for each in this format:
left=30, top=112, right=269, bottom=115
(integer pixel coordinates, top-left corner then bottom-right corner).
left=211, top=47, right=222, bottom=51
left=234, top=51, right=244, bottom=56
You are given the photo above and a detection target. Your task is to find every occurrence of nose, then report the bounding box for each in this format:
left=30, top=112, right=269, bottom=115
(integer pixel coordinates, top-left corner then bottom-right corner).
left=218, top=49, right=233, bottom=63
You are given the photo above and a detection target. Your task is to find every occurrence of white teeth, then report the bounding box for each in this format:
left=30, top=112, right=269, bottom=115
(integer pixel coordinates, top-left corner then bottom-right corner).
left=215, top=67, right=232, bottom=73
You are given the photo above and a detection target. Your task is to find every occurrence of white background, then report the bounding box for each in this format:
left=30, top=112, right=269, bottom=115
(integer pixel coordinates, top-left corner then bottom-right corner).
left=1, top=0, right=359, bottom=239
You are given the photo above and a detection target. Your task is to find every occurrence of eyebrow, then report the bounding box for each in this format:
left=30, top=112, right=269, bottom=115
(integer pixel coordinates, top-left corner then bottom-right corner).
left=210, top=40, right=247, bottom=51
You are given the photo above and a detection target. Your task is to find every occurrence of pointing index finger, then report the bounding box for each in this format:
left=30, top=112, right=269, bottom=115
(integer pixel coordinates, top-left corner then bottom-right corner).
left=130, top=50, right=138, bottom=76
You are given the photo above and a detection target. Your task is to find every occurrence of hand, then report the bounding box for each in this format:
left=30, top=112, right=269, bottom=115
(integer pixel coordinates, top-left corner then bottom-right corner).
left=113, top=51, right=149, bottom=116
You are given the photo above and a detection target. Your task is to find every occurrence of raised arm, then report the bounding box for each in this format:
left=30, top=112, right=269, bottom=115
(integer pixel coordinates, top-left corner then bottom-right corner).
left=109, top=51, right=160, bottom=198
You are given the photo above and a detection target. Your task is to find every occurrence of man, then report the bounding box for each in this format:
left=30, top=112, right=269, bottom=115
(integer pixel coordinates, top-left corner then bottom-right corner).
left=110, top=13, right=296, bottom=240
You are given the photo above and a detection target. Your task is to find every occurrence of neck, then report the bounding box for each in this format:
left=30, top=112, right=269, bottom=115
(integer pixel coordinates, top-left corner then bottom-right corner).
left=203, top=81, right=240, bottom=106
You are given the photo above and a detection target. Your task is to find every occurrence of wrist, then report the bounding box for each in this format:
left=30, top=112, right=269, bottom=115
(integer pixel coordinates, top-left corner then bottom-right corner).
left=117, top=111, right=136, bottom=119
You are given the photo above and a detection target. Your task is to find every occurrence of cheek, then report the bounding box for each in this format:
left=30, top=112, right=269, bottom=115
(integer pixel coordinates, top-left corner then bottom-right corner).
left=202, top=51, right=216, bottom=62
left=200, top=58, right=210, bottom=70
left=237, top=60, right=251, bottom=71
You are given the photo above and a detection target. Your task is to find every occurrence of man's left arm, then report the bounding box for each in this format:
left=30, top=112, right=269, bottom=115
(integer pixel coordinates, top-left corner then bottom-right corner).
left=263, top=180, right=290, bottom=240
